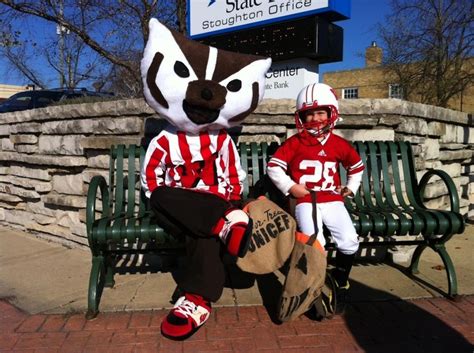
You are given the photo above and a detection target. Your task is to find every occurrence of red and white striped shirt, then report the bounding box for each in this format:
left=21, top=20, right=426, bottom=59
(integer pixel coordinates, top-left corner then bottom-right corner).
left=267, top=132, right=364, bottom=204
left=141, top=125, right=246, bottom=201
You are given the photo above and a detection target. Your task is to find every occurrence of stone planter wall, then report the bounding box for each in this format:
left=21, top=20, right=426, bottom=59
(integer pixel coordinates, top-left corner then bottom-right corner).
left=0, top=98, right=472, bottom=248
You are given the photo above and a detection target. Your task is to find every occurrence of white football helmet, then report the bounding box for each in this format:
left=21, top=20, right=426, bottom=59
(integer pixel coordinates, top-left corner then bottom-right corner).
left=295, top=83, right=339, bottom=138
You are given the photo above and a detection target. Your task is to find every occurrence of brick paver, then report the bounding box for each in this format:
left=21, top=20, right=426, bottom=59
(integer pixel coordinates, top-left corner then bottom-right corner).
left=0, top=297, right=473, bottom=352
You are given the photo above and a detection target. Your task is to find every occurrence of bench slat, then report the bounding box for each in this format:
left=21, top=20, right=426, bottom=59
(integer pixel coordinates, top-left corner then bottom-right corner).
left=377, top=142, right=411, bottom=235
left=126, top=144, right=136, bottom=218
left=239, top=143, right=250, bottom=199
left=138, top=146, right=148, bottom=217
left=113, top=145, right=125, bottom=218
left=108, top=148, right=115, bottom=215
left=251, top=143, right=260, bottom=189
left=261, top=143, right=269, bottom=172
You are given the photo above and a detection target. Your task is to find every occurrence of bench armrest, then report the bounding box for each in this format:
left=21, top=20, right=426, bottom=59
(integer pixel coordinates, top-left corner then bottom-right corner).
left=86, top=175, right=111, bottom=238
left=418, top=169, right=460, bottom=213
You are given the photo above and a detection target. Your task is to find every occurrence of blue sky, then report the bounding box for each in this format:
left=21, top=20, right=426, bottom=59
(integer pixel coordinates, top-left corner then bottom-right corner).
left=319, top=0, right=391, bottom=77
left=0, top=0, right=392, bottom=87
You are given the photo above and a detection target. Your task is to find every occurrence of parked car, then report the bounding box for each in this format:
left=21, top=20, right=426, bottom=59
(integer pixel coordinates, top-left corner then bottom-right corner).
left=0, top=88, right=114, bottom=113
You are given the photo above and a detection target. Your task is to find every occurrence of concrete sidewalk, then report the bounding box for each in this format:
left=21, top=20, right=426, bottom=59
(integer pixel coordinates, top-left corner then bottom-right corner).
left=1, top=225, right=473, bottom=316
left=0, top=225, right=473, bottom=352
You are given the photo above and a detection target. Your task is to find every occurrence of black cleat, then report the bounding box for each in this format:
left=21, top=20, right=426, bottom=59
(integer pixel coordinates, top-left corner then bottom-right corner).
left=334, top=281, right=350, bottom=315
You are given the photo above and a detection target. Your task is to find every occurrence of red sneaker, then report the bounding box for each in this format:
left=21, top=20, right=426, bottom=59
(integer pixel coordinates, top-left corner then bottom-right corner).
left=214, top=209, right=253, bottom=257
left=161, top=293, right=211, bottom=340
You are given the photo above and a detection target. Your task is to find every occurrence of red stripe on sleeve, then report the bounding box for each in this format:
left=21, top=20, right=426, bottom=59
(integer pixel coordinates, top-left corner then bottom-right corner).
left=145, top=136, right=167, bottom=193
left=267, top=161, right=287, bottom=171
left=161, top=136, right=170, bottom=163
left=159, top=136, right=175, bottom=187
left=348, top=165, right=365, bottom=175
left=227, top=139, right=242, bottom=199
left=217, top=131, right=227, bottom=174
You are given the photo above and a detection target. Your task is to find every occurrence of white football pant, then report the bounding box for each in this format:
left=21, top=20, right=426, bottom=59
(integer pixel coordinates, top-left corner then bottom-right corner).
left=295, top=201, right=359, bottom=255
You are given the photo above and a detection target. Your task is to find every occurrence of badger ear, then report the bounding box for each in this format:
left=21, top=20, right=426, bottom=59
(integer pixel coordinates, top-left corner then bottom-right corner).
left=148, top=18, right=159, bottom=33
left=259, top=58, right=272, bottom=79
left=258, top=57, right=272, bottom=97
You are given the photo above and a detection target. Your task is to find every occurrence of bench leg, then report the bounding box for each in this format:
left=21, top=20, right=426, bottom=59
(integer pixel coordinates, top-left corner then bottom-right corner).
left=408, top=244, right=427, bottom=275
left=104, top=255, right=116, bottom=288
left=86, top=255, right=106, bottom=320
left=409, top=244, right=458, bottom=299
left=433, top=244, right=458, bottom=299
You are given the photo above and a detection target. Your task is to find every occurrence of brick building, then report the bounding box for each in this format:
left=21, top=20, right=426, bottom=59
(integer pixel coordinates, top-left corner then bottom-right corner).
left=323, top=42, right=474, bottom=113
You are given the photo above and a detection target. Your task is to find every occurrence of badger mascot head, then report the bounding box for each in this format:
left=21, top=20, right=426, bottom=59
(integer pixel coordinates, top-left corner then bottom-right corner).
left=141, top=18, right=272, bottom=134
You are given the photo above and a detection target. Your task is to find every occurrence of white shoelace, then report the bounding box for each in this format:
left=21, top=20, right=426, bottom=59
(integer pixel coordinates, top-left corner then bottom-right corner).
left=173, top=296, right=210, bottom=326
left=174, top=297, right=197, bottom=317
left=219, top=220, right=233, bottom=243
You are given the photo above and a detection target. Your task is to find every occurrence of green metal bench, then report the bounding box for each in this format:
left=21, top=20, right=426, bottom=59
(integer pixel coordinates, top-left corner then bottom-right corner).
left=85, top=140, right=465, bottom=319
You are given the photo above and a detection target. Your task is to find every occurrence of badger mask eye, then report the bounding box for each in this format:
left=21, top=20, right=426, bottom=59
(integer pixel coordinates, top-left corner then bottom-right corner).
left=226, top=79, right=242, bottom=92
left=174, top=61, right=190, bottom=78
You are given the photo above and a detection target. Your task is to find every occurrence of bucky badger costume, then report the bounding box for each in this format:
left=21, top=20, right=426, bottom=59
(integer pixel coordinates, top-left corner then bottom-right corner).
left=140, top=18, right=271, bottom=340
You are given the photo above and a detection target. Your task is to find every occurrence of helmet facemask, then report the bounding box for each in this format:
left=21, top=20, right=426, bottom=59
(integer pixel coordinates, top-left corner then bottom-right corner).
left=295, top=105, right=338, bottom=138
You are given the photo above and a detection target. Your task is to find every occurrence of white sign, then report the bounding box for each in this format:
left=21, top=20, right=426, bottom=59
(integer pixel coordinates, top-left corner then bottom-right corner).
left=188, top=0, right=350, bottom=38
left=263, top=59, right=319, bottom=99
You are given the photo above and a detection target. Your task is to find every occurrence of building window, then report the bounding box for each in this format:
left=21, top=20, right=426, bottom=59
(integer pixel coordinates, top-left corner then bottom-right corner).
left=342, top=87, right=359, bottom=99
left=389, top=84, right=403, bottom=99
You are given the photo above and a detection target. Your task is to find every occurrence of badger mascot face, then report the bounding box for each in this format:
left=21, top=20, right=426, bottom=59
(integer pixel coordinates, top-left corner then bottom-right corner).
left=141, top=18, right=271, bottom=134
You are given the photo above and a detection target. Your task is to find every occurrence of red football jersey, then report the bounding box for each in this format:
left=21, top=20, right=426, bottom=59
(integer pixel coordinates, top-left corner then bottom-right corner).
left=267, top=133, right=364, bottom=204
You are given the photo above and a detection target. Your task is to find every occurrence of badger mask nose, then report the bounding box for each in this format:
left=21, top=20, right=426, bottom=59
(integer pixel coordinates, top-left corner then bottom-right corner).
left=201, top=88, right=213, bottom=101
left=185, top=80, right=226, bottom=110
left=182, top=80, right=227, bottom=125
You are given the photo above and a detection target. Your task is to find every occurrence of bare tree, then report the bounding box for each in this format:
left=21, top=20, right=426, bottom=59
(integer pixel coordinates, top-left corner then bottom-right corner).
left=176, top=0, right=187, bottom=34
left=0, top=24, right=46, bottom=88
left=378, top=0, right=474, bottom=107
left=0, top=0, right=185, bottom=96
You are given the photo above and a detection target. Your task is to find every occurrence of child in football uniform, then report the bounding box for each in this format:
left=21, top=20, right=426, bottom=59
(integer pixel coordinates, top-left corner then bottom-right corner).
left=267, top=83, right=365, bottom=314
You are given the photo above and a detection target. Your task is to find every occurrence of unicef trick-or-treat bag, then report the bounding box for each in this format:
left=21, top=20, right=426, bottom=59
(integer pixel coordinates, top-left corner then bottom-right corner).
left=236, top=196, right=295, bottom=275
left=277, top=230, right=327, bottom=322
left=277, top=191, right=332, bottom=322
